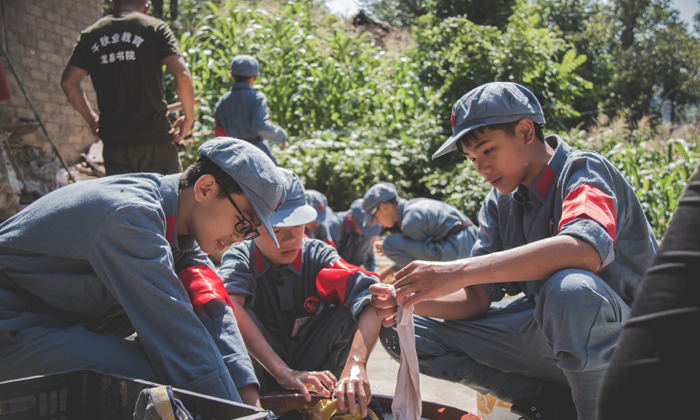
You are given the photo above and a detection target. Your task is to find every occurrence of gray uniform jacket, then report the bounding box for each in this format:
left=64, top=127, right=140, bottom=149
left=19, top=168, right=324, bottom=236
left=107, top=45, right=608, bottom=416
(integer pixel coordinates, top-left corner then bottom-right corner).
left=214, top=83, right=287, bottom=145
left=327, top=210, right=377, bottom=273
left=0, top=174, right=243, bottom=400
left=219, top=238, right=378, bottom=337
left=474, top=135, right=659, bottom=304
left=383, top=198, right=478, bottom=270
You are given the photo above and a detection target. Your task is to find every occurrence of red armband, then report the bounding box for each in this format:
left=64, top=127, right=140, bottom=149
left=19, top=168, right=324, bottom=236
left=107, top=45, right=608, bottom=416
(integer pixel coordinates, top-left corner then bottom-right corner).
left=214, top=124, right=226, bottom=137
left=559, top=184, right=617, bottom=242
left=316, top=259, right=378, bottom=306
left=177, top=265, right=234, bottom=312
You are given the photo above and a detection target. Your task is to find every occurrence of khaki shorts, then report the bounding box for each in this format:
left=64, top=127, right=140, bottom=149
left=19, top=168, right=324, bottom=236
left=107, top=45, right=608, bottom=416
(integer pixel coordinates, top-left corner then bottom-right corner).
left=103, top=142, right=182, bottom=176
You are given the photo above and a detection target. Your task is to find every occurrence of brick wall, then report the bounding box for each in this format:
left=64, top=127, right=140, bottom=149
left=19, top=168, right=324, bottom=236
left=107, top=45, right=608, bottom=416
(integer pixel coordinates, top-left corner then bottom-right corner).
left=0, top=0, right=102, bottom=164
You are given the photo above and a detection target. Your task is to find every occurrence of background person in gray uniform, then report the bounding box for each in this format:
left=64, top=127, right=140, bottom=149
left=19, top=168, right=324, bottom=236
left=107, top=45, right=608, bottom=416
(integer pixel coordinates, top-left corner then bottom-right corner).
left=219, top=171, right=382, bottom=416
left=214, top=55, right=288, bottom=166
left=0, top=138, right=286, bottom=406
left=362, top=183, right=478, bottom=281
left=304, top=190, right=332, bottom=245
left=327, top=199, right=381, bottom=273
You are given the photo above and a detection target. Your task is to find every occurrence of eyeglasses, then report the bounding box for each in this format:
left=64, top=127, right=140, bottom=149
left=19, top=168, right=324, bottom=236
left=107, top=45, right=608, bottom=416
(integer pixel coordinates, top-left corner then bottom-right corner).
left=217, top=182, right=260, bottom=240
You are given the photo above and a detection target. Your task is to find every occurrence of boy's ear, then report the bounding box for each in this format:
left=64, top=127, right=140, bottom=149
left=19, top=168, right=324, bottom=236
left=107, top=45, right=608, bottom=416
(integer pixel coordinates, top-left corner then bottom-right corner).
left=193, top=174, right=217, bottom=203
left=517, top=118, right=536, bottom=145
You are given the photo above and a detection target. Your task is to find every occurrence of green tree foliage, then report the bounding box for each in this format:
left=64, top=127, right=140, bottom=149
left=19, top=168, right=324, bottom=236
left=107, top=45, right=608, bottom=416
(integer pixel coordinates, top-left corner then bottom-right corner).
left=412, top=0, right=592, bottom=132
left=361, top=0, right=516, bottom=28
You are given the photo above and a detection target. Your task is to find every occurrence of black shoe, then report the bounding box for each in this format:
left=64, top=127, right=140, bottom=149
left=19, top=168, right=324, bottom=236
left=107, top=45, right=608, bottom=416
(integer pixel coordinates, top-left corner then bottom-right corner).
left=510, top=382, right=577, bottom=420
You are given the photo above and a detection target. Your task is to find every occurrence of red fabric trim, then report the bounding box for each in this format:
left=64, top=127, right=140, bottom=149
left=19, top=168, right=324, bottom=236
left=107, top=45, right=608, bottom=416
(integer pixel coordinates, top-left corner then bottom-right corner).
left=450, top=112, right=456, bottom=128
left=0, top=62, right=10, bottom=103
left=316, top=259, right=378, bottom=306
left=165, top=215, right=176, bottom=243
left=535, top=166, right=556, bottom=197
left=559, top=184, right=617, bottom=242
left=345, top=218, right=350, bottom=230
left=303, top=233, right=310, bottom=239
left=326, top=238, right=336, bottom=248
left=293, top=248, right=302, bottom=271
left=214, top=124, right=226, bottom=137
left=397, top=220, right=402, bottom=229
left=177, top=265, right=233, bottom=312
left=253, top=247, right=265, bottom=274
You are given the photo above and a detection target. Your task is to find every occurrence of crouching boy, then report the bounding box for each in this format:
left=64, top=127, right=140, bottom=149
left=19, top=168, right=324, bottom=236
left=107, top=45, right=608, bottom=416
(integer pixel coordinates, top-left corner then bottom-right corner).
left=327, top=199, right=381, bottom=273
left=219, top=170, right=382, bottom=416
left=362, top=183, right=478, bottom=281
left=0, top=138, right=286, bottom=406
left=370, top=82, right=658, bottom=420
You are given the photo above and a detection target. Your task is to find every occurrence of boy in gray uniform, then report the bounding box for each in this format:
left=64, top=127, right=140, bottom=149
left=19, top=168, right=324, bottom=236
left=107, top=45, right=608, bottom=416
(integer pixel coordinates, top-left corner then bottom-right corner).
left=219, top=171, right=381, bottom=417
left=370, top=82, right=659, bottom=420
left=0, top=138, right=286, bottom=406
left=362, top=183, right=478, bottom=281
left=304, top=189, right=333, bottom=245
left=214, top=55, right=287, bottom=166
left=327, top=199, right=381, bottom=273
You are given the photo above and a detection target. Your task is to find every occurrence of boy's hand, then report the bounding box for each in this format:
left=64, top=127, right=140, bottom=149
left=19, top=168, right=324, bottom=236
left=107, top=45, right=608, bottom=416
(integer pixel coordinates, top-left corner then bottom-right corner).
left=369, top=284, right=398, bottom=327
left=277, top=368, right=336, bottom=402
left=394, top=260, right=466, bottom=307
left=375, top=242, right=384, bottom=256
left=336, top=361, right=371, bottom=417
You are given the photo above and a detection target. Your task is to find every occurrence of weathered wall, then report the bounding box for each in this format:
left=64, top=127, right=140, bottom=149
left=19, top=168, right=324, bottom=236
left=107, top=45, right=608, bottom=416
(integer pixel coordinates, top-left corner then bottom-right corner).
left=0, top=0, right=102, bottom=164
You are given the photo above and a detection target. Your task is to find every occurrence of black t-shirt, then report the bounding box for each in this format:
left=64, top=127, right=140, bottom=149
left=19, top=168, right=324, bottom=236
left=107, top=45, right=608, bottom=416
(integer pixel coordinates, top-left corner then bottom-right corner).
left=68, top=11, right=180, bottom=147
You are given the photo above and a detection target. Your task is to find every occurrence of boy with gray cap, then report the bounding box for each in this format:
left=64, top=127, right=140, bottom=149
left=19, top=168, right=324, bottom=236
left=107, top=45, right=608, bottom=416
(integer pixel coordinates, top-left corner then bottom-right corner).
left=369, top=82, right=658, bottom=420
left=362, top=183, right=478, bottom=281
left=219, top=170, right=381, bottom=417
left=304, top=189, right=333, bottom=245
left=0, top=138, right=287, bottom=407
left=214, top=54, right=288, bottom=166
left=327, top=199, right=381, bottom=273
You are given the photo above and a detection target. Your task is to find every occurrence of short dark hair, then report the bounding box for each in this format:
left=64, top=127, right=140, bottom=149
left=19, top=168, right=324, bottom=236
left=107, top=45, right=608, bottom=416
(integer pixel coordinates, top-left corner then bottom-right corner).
left=112, top=0, right=148, bottom=7
left=233, top=75, right=255, bottom=84
left=179, top=156, right=243, bottom=198
left=459, top=119, right=544, bottom=149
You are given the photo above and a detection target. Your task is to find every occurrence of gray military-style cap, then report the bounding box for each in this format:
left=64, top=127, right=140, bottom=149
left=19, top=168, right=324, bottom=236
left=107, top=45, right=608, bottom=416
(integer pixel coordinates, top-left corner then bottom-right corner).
left=361, top=182, right=397, bottom=227
left=198, top=137, right=286, bottom=246
left=305, top=190, right=329, bottom=224
left=269, top=169, right=317, bottom=227
left=433, top=82, right=545, bottom=159
left=230, top=54, right=260, bottom=77
left=350, top=199, right=381, bottom=236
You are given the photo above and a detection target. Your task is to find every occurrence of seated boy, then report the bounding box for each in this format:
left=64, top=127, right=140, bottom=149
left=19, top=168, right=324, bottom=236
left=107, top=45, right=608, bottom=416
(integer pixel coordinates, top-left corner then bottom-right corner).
left=304, top=189, right=333, bottom=246
left=370, top=82, right=659, bottom=420
left=0, top=138, right=287, bottom=406
left=214, top=54, right=287, bottom=166
left=327, top=199, right=381, bottom=273
left=362, top=183, right=478, bottom=281
left=219, top=170, right=382, bottom=416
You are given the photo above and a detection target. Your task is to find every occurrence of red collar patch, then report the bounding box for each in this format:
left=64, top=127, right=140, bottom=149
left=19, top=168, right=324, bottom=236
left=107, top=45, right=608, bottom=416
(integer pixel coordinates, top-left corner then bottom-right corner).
left=535, top=166, right=556, bottom=197
left=253, top=247, right=265, bottom=275
left=165, top=215, right=176, bottom=243
left=293, top=248, right=302, bottom=271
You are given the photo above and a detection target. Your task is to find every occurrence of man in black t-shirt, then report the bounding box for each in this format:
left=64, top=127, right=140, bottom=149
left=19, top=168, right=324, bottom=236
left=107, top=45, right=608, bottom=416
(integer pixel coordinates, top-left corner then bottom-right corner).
left=61, top=0, right=195, bottom=176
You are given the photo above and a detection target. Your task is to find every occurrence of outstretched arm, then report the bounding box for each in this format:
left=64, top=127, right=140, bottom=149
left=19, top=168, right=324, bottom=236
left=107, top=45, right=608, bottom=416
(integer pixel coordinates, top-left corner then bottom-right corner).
left=60, top=65, right=99, bottom=136
left=335, top=304, right=382, bottom=417
left=163, top=54, right=195, bottom=143
left=228, top=293, right=336, bottom=401
left=394, top=235, right=601, bottom=307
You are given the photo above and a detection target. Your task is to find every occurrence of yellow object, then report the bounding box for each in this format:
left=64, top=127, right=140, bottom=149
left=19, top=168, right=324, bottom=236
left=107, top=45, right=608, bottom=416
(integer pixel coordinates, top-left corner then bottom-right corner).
left=302, top=399, right=380, bottom=420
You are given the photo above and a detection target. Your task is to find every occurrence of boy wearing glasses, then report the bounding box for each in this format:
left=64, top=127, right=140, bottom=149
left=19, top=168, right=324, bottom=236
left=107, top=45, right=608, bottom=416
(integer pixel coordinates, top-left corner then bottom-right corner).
left=361, top=182, right=478, bottom=281
left=0, top=138, right=286, bottom=407
left=219, top=170, right=382, bottom=417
